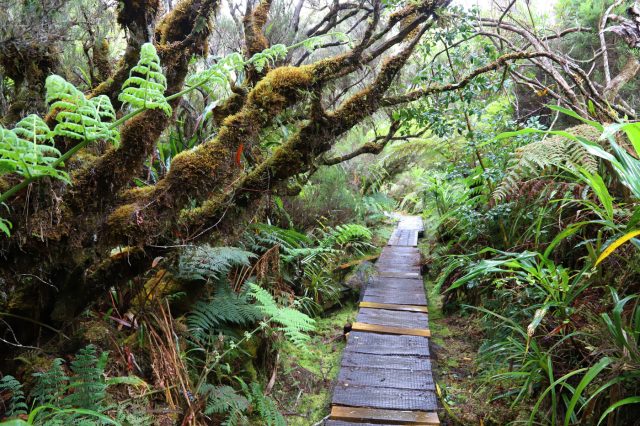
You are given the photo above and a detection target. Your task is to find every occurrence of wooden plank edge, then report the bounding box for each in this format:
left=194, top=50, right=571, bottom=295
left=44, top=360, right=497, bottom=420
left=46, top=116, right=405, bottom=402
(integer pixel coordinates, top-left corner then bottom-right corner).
left=359, top=301, right=428, bottom=313
left=351, top=322, right=431, bottom=337
left=330, top=405, right=439, bottom=425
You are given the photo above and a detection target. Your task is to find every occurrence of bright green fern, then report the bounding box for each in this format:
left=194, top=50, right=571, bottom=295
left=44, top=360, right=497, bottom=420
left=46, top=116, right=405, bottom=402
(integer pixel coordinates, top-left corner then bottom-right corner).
left=0, top=115, right=66, bottom=182
left=248, top=283, right=315, bottom=348
left=118, top=43, right=172, bottom=116
left=46, top=75, right=116, bottom=143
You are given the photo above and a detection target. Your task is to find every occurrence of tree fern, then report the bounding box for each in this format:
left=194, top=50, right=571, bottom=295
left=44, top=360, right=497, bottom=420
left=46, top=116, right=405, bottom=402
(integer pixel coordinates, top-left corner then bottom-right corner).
left=188, top=283, right=262, bottom=338
left=493, top=125, right=600, bottom=202
left=0, top=375, right=28, bottom=417
left=63, top=344, right=108, bottom=410
left=118, top=43, right=171, bottom=116
left=177, top=245, right=256, bottom=281
left=248, top=283, right=315, bottom=348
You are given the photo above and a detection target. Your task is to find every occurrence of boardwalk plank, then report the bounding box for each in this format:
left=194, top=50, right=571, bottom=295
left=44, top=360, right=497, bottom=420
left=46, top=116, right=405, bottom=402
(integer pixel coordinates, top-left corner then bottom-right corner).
left=340, top=352, right=432, bottom=370
left=337, top=366, right=434, bottom=390
left=365, top=282, right=424, bottom=293
left=332, top=385, right=438, bottom=411
left=329, top=406, right=439, bottom=425
left=345, top=331, right=429, bottom=356
left=368, top=277, right=424, bottom=288
left=357, top=308, right=429, bottom=329
left=358, top=301, right=428, bottom=312
left=351, top=322, right=430, bottom=337
left=362, top=292, right=427, bottom=306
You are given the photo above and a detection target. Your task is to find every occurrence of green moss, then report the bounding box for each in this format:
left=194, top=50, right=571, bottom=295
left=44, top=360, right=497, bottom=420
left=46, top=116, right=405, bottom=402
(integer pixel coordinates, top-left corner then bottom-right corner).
left=272, top=303, right=358, bottom=424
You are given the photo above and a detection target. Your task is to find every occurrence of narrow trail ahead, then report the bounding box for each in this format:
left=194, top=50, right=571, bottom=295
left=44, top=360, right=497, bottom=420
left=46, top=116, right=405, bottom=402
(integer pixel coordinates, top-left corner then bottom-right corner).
left=326, top=216, right=439, bottom=425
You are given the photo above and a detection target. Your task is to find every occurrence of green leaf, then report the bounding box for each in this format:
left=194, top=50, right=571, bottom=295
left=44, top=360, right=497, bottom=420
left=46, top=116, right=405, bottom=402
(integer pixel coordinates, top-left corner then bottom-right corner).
left=0, top=217, right=11, bottom=237
left=547, top=105, right=603, bottom=131
left=564, top=357, right=612, bottom=426
left=598, top=396, right=640, bottom=425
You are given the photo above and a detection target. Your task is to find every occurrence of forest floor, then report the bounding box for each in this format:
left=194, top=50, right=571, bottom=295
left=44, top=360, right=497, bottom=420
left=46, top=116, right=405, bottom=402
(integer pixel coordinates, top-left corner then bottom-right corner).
left=422, top=243, right=528, bottom=425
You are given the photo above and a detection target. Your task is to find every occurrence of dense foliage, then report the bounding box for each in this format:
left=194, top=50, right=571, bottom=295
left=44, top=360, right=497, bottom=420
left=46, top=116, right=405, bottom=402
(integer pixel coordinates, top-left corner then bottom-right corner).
left=1, top=0, right=640, bottom=424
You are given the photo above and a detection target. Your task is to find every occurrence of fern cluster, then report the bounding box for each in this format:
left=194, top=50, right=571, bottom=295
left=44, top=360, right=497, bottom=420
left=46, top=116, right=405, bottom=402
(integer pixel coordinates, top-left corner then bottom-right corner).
left=245, top=223, right=310, bottom=253
left=321, top=223, right=373, bottom=252
left=0, top=115, right=67, bottom=182
left=494, top=125, right=600, bottom=202
left=188, top=283, right=262, bottom=339
left=199, top=380, right=285, bottom=426
left=47, top=75, right=118, bottom=143
left=248, top=283, right=315, bottom=348
left=0, top=345, right=145, bottom=425
left=176, top=245, right=256, bottom=281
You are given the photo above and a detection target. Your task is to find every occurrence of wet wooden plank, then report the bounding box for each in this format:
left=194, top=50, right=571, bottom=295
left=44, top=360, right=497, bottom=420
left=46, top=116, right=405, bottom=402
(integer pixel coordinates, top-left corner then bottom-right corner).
left=366, top=280, right=424, bottom=293
left=325, top=421, right=401, bottom=426
left=362, top=291, right=427, bottom=306
left=387, top=229, right=419, bottom=247
left=332, top=385, right=438, bottom=411
left=377, top=271, right=421, bottom=279
left=345, top=331, right=429, bottom=356
left=352, top=322, right=431, bottom=337
left=337, top=366, right=434, bottom=390
left=340, top=351, right=432, bottom=370
left=371, top=276, right=424, bottom=287
left=329, top=406, right=439, bottom=425
left=363, top=287, right=426, bottom=299
left=397, top=216, right=424, bottom=231
left=357, top=308, right=429, bottom=329
left=359, top=301, right=428, bottom=313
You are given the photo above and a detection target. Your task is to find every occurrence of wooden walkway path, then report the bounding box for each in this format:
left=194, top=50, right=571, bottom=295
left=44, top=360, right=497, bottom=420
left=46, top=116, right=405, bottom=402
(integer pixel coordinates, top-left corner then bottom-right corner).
left=326, top=216, right=439, bottom=425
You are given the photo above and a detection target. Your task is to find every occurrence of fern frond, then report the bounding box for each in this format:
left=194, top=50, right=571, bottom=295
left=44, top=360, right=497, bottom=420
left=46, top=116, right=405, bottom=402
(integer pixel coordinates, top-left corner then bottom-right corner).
left=247, top=382, right=285, bottom=426
left=188, top=283, right=261, bottom=337
left=0, top=375, right=28, bottom=417
left=493, top=125, right=600, bottom=202
left=200, top=384, right=249, bottom=416
left=323, top=223, right=372, bottom=246
left=248, top=283, right=315, bottom=348
left=119, top=43, right=171, bottom=116
left=177, top=245, right=257, bottom=281
left=46, top=75, right=115, bottom=143
left=249, top=44, right=288, bottom=72
left=248, top=223, right=310, bottom=253
left=31, top=358, right=68, bottom=406
left=0, top=116, right=68, bottom=182
left=63, top=344, right=108, bottom=410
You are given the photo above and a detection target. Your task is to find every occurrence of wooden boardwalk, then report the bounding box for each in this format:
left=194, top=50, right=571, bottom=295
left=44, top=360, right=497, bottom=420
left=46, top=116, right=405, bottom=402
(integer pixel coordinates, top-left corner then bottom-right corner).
left=326, top=216, right=439, bottom=425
